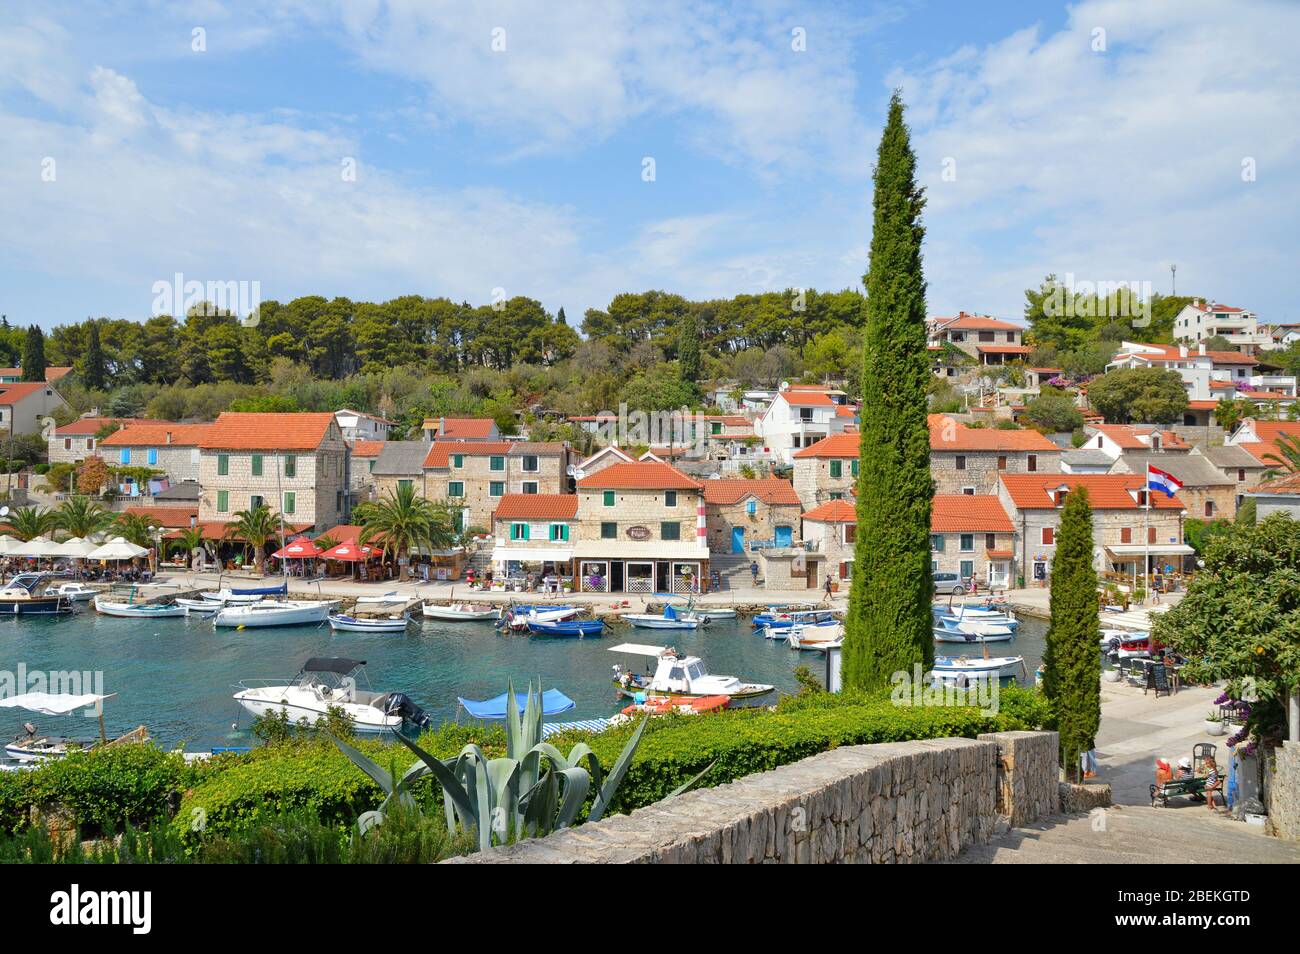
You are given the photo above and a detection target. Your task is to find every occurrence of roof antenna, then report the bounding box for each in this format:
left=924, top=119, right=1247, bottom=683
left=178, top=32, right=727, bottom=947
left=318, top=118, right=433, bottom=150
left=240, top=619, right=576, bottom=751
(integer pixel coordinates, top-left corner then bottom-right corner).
left=1170, top=264, right=1176, bottom=297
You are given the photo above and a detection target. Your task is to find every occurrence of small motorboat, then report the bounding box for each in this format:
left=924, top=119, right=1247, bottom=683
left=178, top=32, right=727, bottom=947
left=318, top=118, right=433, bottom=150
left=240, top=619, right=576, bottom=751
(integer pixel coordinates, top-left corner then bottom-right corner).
left=526, top=618, right=604, bottom=638
left=649, top=597, right=737, bottom=621
left=0, top=574, right=73, bottom=615
left=753, top=608, right=836, bottom=630
left=202, top=583, right=289, bottom=605
left=355, top=591, right=401, bottom=604
left=695, top=607, right=738, bottom=621
left=619, top=694, right=730, bottom=718
left=0, top=692, right=146, bottom=763
left=1115, top=633, right=1153, bottom=659
left=328, top=613, right=413, bottom=633
left=785, top=621, right=845, bottom=651
left=51, top=582, right=97, bottom=602
left=422, top=601, right=498, bottom=621
left=930, top=655, right=1025, bottom=685
left=932, top=624, right=1015, bottom=644
left=621, top=604, right=705, bottom=630
left=499, top=604, right=579, bottom=631
left=233, top=657, right=430, bottom=732
left=609, top=643, right=774, bottom=705
left=933, top=616, right=1016, bottom=640
left=93, top=594, right=187, bottom=618
left=176, top=597, right=220, bottom=616
left=214, top=600, right=334, bottom=628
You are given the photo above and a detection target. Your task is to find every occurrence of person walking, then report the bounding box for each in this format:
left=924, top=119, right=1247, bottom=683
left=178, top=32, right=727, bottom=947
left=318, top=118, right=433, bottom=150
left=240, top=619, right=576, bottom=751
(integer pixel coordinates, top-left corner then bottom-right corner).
left=823, top=574, right=833, bottom=603
left=750, top=560, right=759, bottom=587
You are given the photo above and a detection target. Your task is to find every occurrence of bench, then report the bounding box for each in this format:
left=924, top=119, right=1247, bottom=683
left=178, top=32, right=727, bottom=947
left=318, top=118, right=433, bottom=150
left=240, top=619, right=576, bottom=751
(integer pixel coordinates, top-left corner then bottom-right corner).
left=1150, top=775, right=1206, bottom=807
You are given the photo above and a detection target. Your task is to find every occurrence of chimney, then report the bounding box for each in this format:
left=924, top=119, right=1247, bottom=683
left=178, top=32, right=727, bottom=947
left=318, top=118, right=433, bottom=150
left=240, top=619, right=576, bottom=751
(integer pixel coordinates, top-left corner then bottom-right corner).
left=438, top=416, right=446, bottom=438
left=1179, top=344, right=1188, bottom=358
left=165, top=431, right=173, bottom=445
left=1198, top=343, right=1206, bottom=356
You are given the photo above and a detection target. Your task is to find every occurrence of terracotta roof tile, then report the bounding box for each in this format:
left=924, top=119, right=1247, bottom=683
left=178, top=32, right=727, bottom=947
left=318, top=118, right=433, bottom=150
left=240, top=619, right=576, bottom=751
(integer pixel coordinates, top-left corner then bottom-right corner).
left=423, top=440, right=565, bottom=468
left=999, top=474, right=1185, bottom=510
left=198, top=412, right=336, bottom=451
left=792, top=432, right=859, bottom=459
left=426, top=418, right=496, bottom=438
left=1234, top=421, right=1300, bottom=465
left=701, top=478, right=800, bottom=506
left=934, top=313, right=1022, bottom=331
left=0, top=382, right=58, bottom=404
left=1090, top=423, right=1188, bottom=450
left=802, top=500, right=856, bottom=522
left=349, top=440, right=385, bottom=457
left=54, top=417, right=167, bottom=437
left=929, top=414, right=1059, bottom=452
left=576, top=460, right=701, bottom=490
left=493, top=494, right=579, bottom=521
left=932, top=495, right=1014, bottom=532
left=101, top=423, right=213, bottom=447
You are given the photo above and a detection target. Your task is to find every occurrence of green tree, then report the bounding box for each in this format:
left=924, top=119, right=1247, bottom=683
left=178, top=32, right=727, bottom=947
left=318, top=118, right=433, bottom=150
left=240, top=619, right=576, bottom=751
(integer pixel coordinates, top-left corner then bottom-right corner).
left=1086, top=367, right=1188, bottom=424
left=677, top=310, right=701, bottom=386
left=1213, top=397, right=1253, bottom=434
left=8, top=506, right=57, bottom=541
left=54, top=496, right=116, bottom=538
left=221, top=505, right=282, bottom=572
left=1041, top=486, right=1101, bottom=780
left=843, top=91, right=933, bottom=690
left=1262, top=433, right=1300, bottom=474
left=1023, top=392, right=1084, bottom=433
left=21, top=326, right=47, bottom=382
left=354, top=482, right=456, bottom=579
left=82, top=320, right=107, bottom=391
left=112, top=512, right=158, bottom=550
left=1235, top=496, right=1256, bottom=527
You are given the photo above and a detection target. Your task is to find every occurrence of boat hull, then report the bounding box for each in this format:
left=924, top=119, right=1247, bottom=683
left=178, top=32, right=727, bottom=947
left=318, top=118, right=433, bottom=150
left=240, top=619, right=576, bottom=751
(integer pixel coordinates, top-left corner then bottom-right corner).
left=526, top=619, right=604, bottom=638
left=215, top=602, right=332, bottom=628
left=614, top=682, right=773, bottom=705
left=422, top=603, right=498, bottom=620
left=622, top=615, right=701, bottom=630
left=327, top=614, right=412, bottom=633
left=932, top=628, right=1015, bottom=643
left=0, top=598, right=72, bottom=615
left=94, top=596, right=186, bottom=618
left=232, top=693, right=399, bottom=732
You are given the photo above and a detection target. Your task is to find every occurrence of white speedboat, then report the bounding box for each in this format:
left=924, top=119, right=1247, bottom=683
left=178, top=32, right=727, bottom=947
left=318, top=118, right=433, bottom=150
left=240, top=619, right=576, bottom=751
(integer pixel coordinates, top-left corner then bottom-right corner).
left=93, top=595, right=187, bottom=618
left=422, top=601, right=498, bottom=621
left=214, top=600, right=334, bottom=628
left=51, top=582, right=97, bottom=602
left=609, top=644, right=774, bottom=705
left=695, top=607, right=738, bottom=621
left=930, top=655, right=1025, bottom=685
left=785, top=621, right=845, bottom=651
left=932, top=623, right=1015, bottom=644
left=0, top=692, right=146, bottom=762
left=621, top=606, right=704, bottom=630
left=328, top=613, right=413, bottom=633
left=499, top=604, right=579, bottom=631
left=232, top=657, right=430, bottom=732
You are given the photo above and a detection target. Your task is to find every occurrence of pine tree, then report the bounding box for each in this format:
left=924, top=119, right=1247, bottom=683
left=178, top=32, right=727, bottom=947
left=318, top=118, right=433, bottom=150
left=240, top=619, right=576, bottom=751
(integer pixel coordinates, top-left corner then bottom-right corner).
left=556, top=306, right=567, bottom=325
left=1041, top=486, right=1102, bottom=781
left=21, top=326, right=46, bottom=382
left=678, top=310, right=701, bottom=386
left=843, top=91, right=933, bottom=689
left=83, top=320, right=107, bottom=391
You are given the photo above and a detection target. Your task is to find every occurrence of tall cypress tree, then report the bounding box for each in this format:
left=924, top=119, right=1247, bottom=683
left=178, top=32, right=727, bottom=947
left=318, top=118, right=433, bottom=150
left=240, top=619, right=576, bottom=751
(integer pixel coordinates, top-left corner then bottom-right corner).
left=21, top=326, right=47, bottom=382
left=678, top=310, right=701, bottom=385
left=1041, top=486, right=1102, bottom=781
left=843, top=91, right=933, bottom=690
left=83, top=320, right=107, bottom=391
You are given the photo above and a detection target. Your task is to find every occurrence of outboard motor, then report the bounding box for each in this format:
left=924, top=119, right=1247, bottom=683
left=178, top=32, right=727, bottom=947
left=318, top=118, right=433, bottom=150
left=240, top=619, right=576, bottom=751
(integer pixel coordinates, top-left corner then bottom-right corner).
left=384, top=692, right=432, bottom=730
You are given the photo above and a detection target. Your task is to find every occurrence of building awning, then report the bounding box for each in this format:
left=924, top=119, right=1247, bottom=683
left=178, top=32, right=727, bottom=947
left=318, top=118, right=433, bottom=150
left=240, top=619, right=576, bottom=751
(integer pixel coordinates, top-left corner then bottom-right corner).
left=571, top=541, right=710, bottom=560
left=1105, top=544, right=1195, bottom=558
left=491, top=545, right=573, bottom=563
left=986, top=549, right=1014, bottom=560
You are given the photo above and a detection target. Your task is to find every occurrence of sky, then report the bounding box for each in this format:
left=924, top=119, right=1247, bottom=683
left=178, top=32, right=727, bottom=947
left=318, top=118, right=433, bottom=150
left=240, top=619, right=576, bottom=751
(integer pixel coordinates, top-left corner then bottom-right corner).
left=1, top=0, right=1297, bottom=331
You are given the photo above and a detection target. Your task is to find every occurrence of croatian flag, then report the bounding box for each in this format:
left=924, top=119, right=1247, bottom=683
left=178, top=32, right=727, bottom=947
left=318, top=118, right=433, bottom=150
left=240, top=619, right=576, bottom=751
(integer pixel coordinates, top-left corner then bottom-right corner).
left=1146, top=465, right=1183, bottom=498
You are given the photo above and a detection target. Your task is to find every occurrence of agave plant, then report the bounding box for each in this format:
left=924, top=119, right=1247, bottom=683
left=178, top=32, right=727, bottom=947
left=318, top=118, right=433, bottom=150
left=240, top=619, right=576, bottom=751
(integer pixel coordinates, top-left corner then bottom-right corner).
left=330, top=683, right=710, bottom=851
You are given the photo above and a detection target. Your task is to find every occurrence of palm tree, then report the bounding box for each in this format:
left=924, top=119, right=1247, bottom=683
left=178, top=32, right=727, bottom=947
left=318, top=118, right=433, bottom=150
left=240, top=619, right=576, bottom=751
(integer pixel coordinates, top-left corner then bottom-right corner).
left=8, top=506, right=57, bottom=542
left=1262, top=433, right=1300, bottom=475
left=353, top=483, right=455, bottom=579
left=225, top=505, right=282, bottom=574
left=112, top=512, right=155, bottom=549
left=169, top=527, right=205, bottom=570
left=54, top=496, right=116, bottom=539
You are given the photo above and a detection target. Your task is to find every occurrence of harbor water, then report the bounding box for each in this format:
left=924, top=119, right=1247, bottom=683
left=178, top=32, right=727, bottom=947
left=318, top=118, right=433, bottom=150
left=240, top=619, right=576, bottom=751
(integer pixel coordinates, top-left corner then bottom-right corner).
left=0, top=608, right=1048, bottom=750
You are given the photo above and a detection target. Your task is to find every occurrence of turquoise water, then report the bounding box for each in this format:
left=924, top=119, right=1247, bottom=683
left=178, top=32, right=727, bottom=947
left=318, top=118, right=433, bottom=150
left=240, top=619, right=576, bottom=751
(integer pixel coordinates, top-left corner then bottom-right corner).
left=0, top=609, right=1047, bottom=750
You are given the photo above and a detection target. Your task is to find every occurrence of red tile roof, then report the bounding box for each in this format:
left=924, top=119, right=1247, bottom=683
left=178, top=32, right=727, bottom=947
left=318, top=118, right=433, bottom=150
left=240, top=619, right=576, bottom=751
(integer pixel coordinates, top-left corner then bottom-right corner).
left=576, top=460, right=700, bottom=490
left=120, top=506, right=199, bottom=527
left=198, top=412, right=336, bottom=450
left=493, top=494, right=579, bottom=521
left=1248, top=472, right=1300, bottom=495
left=349, top=440, right=385, bottom=457
left=1090, top=423, right=1188, bottom=450
left=802, top=500, right=856, bottom=523
left=779, top=390, right=835, bottom=407
left=792, top=432, right=859, bottom=459
left=429, top=418, right=496, bottom=439
left=423, top=440, right=565, bottom=468
left=934, top=313, right=1022, bottom=331
left=101, top=422, right=213, bottom=447
left=0, top=366, right=71, bottom=382
left=929, top=414, right=1059, bottom=452
left=0, top=381, right=58, bottom=404
left=1000, top=474, right=1185, bottom=510
left=1114, top=343, right=1258, bottom=366
left=701, top=478, right=800, bottom=506
left=1234, top=421, right=1300, bottom=465
left=932, top=495, right=1014, bottom=532
left=54, top=417, right=166, bottom=437
left=975, top=345, right=1032, bottom=355
left=163, top=521, right=313, bottom=541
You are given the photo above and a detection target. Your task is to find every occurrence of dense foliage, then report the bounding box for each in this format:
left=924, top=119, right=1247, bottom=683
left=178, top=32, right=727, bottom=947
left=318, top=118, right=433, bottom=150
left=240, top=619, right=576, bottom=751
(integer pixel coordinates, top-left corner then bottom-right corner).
left=844, top=91, right=934, bottom=689
left=1085, top=366, right=1189, bottom=424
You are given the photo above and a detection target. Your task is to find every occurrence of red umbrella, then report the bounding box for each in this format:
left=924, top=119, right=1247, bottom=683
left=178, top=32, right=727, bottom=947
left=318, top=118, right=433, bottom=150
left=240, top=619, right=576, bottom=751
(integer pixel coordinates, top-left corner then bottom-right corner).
left=272, top=538, right=323, bottom=559
left=320, top=541, right=383, bottom=562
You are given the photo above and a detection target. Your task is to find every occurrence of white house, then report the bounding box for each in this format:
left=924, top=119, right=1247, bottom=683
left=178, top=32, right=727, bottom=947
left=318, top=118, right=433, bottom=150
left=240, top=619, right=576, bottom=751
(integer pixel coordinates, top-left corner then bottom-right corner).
left=0, top=381, right=69, bottom=438
left=334, top=408, right=395, bottom=442
left=754, top=384, right=854, bottom=465
left=1173, top=300, right=1270, bottom=353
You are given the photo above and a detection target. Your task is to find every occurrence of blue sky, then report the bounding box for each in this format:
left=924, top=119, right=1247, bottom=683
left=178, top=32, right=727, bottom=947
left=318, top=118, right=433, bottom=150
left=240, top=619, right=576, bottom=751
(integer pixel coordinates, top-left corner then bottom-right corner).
left=2, top=0, right=1297, bottom=331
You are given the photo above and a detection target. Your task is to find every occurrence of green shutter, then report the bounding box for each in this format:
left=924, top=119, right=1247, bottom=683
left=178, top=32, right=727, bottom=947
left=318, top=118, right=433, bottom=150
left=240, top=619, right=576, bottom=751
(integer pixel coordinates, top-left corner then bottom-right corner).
left=603, top=491, right=615, bottom=507
left=217, top=454, right=229, bottom=476
left=284, top=455, right=296, bottom=478
left=829, top=460, right=842, bottom=478
left=217, top=490, right=229, bottom=513
left=931, top=534, right=943, bottom=552
left=490, top=456, right=505, bottom=471
left=251, top=454, right=263, bottom=477
left=449, top=481, right=464, bottom=497
left=453, top=454, right=464, bottom=469
left=851, top=460, right=859, bottom=477
left=490, top=481, right=504, bottom=497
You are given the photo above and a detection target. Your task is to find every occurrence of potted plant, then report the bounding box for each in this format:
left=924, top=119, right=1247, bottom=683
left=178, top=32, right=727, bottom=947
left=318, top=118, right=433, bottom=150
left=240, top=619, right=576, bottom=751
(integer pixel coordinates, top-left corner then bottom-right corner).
left=1204, top=710, right=1224, bottom=736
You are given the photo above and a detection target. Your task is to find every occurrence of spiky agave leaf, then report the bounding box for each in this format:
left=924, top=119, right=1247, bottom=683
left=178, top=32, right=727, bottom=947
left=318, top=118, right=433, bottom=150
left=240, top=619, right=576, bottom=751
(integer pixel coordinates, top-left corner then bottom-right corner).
left=391, top=731, right=483, bottom=841
left=669, top=760, right=716, bottom=797
left=589, top=714, right=651, bottom=822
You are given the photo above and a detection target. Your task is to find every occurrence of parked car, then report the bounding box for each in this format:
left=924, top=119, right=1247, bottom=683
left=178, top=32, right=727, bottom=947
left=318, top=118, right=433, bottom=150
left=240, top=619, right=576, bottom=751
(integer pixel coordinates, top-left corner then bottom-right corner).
left=932, top=572, right=966, bottom=595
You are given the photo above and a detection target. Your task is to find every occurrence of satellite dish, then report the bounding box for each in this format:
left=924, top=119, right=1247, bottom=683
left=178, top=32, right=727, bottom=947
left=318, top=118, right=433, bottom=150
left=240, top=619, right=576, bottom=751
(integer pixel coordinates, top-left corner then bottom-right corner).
left=573, top=468, right=586, bottom=480
left=0, top=506, right=9, bottom=518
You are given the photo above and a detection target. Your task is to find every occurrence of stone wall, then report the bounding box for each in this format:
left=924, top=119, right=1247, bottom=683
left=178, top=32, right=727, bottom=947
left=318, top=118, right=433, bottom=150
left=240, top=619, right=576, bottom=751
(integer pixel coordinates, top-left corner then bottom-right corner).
left=449, top=731, right=1059, bottom=864
left=1265, top=740, right=1300, bottom=841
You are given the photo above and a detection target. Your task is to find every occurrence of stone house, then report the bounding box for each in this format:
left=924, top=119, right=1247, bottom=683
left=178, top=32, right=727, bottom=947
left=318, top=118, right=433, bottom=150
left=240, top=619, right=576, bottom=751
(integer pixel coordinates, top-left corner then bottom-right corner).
left=997, top=474, right=1189, bottom=585
left=1200, top=443, right=1270, bottom=504
left=1109, top=450, right=1239, bottom=520
left=791, top=432, right=859, bottom=509
left=346, top=439, right=384, bottom=503
left=47, top=416, right=164, bottom=465
left=423, top=441, right=574, bottom=533
left=701, top=478, right=802, bottom=555
left=930, top=414, right=1061, bottom=495
left=99, top=422, right=212, bottom=496
left=571, top=460, right=709, bottom=594
left=801, top=499, right=857, bottom=582
left=370, top=441, right=432, bottom=502
left=489, top=493, right=578, bottom=580
left=197, top=412, right=348, bottom=529
left=927, top=313, right=1028, bottom=365
left=929, top=495, right=1017, bottom=589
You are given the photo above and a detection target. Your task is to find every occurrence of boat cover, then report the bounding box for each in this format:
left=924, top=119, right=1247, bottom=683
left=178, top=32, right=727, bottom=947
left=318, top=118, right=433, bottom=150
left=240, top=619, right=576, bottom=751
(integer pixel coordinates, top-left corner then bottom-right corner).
left=0, top=692, right=114, bottom=715
left=232, top=583, right=289, bottom=596
left=458, top=689, right=576, bottom=719
left=302, top=657, right=365, bottom=674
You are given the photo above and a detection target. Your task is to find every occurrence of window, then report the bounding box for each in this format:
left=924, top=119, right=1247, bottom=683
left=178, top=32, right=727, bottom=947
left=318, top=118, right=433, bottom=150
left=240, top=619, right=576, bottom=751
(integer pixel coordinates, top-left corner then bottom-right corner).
left=217, top=454, right=229, bottom=476
left=549, top=523, right=569, bottom=542
left=398, top=479, right=413, bottom=492
left=844, top=524, right=856, bottom=543
left=147, top=448, right=158, bottom=466
left=284, top=455, right=296, bottom=478
left=603, top=491, right=615, bottom=507
left=851, top=460, right=859, bottom=477
left=601, top=521, right=617, bottom=539
left=997, top=455, right=1007, bottom=471
left=522, top=455, right=539, bottom=472
left=452, top=454, right=464, bottom=469
left=829, top=460, right=842, bottom=479
left=1204, top=501, right=1215, bottom=517
left=979, top=331, right=994, bottom=342
left=448, top=481, right=464, bottom=497
left=216, top=490, right=229, bottom=513
left=1006, top=331, right=1015, bottom=343
left=931, top=534, right=944, bottom=552
left=511, top=522, right=529, bottom=541
left=283, top=491, right=296, bottom=514
left=1148, top=526, right=1158, bottom=544
left=521, top=481, right=539, bottom=494
left=661, top=522, right=681, bottom=541
left=251, top=454, right=263, bottom=477
left=962, top=487, right=976, bottom=496
left=250, top=495, right=263, bottom=509
left=960, top=533, right=974, bottom=552
left=1027, top=454, right=1037, bottom=473
left=746, top=498, right=757, bottom=516
left=490, top=456, right=505, bottom=472
left=799, top=407, right=814, bottom=421
left=489, top=481, right=505, bottom=497
left=1121, top=526, right=1133, bottom=544
left=119, top=448, right=131, bottom=465
left=960, top=559, right=975, bottom=579
left=986, top=533, right=996, bottom=550
left=63, top=438, right=71, bottom=450
left=1237, top=468, right=1246, bottom=481
left=955, top=455, right=966, bottom=470
left=1041, top=527, right=1054, bottom=545
left=665, top=490, right=677, bottom=507
left=87, top=439, right=94, bottom=450
left=711, top=422, right=722, bottom=435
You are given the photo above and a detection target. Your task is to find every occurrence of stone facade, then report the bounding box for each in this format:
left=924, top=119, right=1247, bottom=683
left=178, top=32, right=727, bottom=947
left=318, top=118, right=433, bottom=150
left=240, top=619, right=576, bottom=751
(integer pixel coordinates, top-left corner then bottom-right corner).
left=932, top=529, right=1016, bottom=583
left=451, top=732, right=1060, bottom=864
left=792, top=455, right=857, bottom=509
left=104, top=443, right=202, bottom=483
left=425, top=442, right=572, bottom=532
left=931, top=449, right=1059, bottom=495
left=199, top=441, right=347, bottom=528
left=1265, top=740, right=1300, bottom=841
left=574, top=485, right=702, bottom=543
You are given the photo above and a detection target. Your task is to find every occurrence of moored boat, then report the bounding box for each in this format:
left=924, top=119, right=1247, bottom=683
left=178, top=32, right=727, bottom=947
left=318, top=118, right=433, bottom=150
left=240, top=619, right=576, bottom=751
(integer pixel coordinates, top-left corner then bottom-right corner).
left=233, top=657, right=430, bottom=732
left=422, top=601, right=498, bottom=621
left=785, top=621, right=845, bottom=651
left=327, top=613, right=413, bottom=633
left=753, top=608, right=836, bottom=630
left=0, top=574, right=73, bottom=615
left=621, top=604, right=705, bottom=630
left=609, top=643, right=774, bottom=705
left=176, top=597, right=220, bottom=615
left=202, top=583, right=289, bottom=605
left=93, top=594, right=187, bottom=618
left=51, top=582, right=97, bottom=602
left=214, top=599, right=334, bottom=628
left=619, top=694, right=730, bottom=718
left=526, top=618, right=604, bottom=638
left=930, top=655, right=1025, bottom=685
left=499, top=604, right=579, bottom=631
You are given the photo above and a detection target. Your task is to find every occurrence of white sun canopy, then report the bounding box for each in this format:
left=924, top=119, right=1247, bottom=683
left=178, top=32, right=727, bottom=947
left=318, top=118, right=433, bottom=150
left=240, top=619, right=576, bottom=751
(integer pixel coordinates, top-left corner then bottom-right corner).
left=0, top=535, right=22, bottom=555
left=86, top=539, right=150, bottom=560
left=11, top=538, right=65, bottom=558
left=0, top=692, right=117, bottom=715
left=606, top=643, right=674, bottom=657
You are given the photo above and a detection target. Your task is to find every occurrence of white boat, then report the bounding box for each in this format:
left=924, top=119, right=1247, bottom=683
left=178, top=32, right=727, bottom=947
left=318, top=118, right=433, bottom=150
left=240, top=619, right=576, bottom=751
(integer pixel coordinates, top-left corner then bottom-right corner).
left=498, top=604, right=580, bottom=631
left=93, top=594, right=187, bottom=618
left=422, top=601, right=498, bottom=621
left=937, top=601, right=1015, bottom=622
left=176, top=597, right=220, bottom=615
left=51, top=582, right=97, bottom=602
left=933, top=616, right=1016, bottom=639
left=651, top=597, right=736, bottom=621
left=621, top=605, right=704, bottom=630
left=930, top=655, right=1025, bottom=684
left=0, top=692, right=147, bottom=763
left=695, top=607, right=738, bottom=621
left=609, top=644, right=774, bottom=705
left=785, top=621, right=845, bottom=651
left=932, top=621, right=1015, bottom=644
left=355, top=591, right=401, bottom=604
left=232, top=657, right=430, bottom=732
left=328, top=613, right=413, bottom=633
left=202, top=584, right=288, bottom=605
left=214, top=600, right=334, bottom=628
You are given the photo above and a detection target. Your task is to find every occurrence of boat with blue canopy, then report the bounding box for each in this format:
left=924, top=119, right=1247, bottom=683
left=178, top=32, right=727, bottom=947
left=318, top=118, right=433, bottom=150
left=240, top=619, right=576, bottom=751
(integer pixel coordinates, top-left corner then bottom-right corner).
left=457, top=689, right=576, bottom=720
left=526, top=618, right=605, bottom=638
left=752, top=608, right=836, bottom=630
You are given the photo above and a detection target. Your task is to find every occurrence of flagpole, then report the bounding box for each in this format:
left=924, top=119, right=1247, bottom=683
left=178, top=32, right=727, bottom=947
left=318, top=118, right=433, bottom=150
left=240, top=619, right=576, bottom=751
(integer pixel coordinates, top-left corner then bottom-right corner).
left=1144, top=466, right=1151, bottom=607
